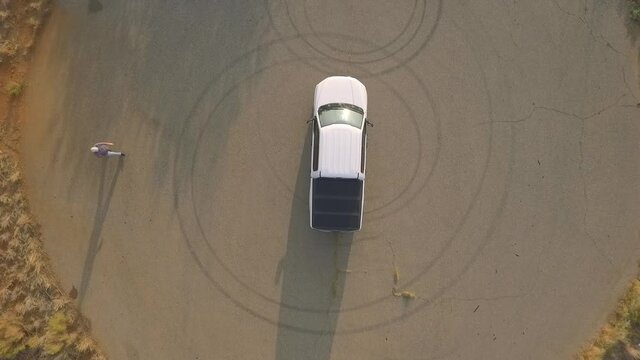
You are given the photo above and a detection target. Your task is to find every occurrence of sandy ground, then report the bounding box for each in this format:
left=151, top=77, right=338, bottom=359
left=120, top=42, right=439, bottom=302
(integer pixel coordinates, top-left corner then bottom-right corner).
left=18, top=0, right=640, bottom=359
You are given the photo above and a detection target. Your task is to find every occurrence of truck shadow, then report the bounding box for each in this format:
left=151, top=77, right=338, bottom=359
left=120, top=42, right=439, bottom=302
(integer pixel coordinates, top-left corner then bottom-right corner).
left=274, top=128, right=353, bottom=360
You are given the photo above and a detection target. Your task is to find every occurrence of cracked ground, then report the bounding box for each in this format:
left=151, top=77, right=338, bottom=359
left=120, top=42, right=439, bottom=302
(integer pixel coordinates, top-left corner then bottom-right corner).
left=16, top=0, right=640, bottom=359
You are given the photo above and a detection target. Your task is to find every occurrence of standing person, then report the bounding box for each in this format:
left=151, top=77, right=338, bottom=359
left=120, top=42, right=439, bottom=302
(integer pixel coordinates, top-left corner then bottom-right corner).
left=90, top=142, right=125, bottom=157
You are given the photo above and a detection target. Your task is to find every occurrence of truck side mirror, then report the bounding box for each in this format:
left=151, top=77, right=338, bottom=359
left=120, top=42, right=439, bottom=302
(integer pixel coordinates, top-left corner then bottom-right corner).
left=307, top=116, right=316, bottom=124
left=366, top=119, right=374, bottom=128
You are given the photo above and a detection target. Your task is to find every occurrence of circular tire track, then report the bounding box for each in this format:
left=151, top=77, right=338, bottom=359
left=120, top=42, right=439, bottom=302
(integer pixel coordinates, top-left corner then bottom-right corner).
left=173, top=18, right=508, bottom=332
left=301, top=0, right=421, bottom=56
left=176, top=48, right=439, bottom=313
left=266, top=0, right=443, bottom=75
left=248, top=32, right=444, bottom=220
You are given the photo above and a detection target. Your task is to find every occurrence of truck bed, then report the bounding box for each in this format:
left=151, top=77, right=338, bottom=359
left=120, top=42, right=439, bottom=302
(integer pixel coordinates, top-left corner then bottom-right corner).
left=311, top=178, right=363, bottom=231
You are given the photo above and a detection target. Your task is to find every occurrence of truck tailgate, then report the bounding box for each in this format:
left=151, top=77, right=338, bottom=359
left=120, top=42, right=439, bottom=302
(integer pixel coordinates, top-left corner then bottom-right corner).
left=312, top=178, right=363, bottom=231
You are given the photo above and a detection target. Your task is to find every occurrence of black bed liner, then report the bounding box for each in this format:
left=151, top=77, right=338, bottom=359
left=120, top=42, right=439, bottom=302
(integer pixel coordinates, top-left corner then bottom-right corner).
left=311, top=178, right=363, bottom=231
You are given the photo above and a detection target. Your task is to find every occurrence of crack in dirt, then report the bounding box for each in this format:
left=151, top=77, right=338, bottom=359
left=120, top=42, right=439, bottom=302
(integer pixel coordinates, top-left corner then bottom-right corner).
left=484, top=92, right=628, bottom=126
left=578, top=119, right=615, bottom=268
left=482, top=93, right=628, bottom=268
left=621, top=64, right=640, bottom=103
left=550, top=0, right=624, bottom=55
left=444, top=293, right=528, bottom=302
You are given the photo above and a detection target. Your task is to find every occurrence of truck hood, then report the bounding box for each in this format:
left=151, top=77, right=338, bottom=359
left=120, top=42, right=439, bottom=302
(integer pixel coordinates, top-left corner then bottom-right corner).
left=318, top=124, right=362, bottom=178
left=314, top=76, right=367, bottom=111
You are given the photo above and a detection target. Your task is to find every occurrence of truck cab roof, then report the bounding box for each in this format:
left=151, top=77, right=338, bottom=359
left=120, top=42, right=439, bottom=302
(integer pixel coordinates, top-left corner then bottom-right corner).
left=317, top=123, right=363, bottom=179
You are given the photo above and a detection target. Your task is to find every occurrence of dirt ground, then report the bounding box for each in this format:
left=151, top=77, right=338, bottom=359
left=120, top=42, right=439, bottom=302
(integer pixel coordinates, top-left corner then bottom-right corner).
left=13, top=0, right=640, bottom=360
left=0, top=1, right=104, bottom=359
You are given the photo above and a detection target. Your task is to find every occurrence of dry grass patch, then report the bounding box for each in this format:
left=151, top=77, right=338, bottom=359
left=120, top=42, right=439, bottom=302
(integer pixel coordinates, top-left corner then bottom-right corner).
left=0, top=3, right=106, bottom=356
left=5, top=82, right=24, bottom=97
left=0, top=152, right=106, bottom=359
left=577, top=279, right=640, bottom=359
left=631, top=0, right=640, bottom=23
left=392, top=288, right=417, bottom=300
left=0, top=0, right=50, bottom=63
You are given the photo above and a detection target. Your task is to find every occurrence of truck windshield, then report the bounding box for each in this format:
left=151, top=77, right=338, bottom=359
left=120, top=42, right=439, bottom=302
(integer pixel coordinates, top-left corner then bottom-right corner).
left=318, top=103, right=364, bottom=128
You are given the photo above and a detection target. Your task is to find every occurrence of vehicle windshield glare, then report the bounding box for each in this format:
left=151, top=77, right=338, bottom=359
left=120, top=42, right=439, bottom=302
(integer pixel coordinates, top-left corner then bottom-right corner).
left=318, top=104, right=364, bottom=128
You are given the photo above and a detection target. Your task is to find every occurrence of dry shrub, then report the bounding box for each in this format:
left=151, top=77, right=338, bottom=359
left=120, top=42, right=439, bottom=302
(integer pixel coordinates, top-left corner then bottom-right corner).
left=0, top=212, right=13, bottom=230
left=0, top=41, right=18, bottom=59
left=51, top=297, right=71, bottom=312
left=43, top=312, right=77, bottom=355
left=75, top=334, right=104, bottom=357
left=578, top=345, right=604, bottom=360
left=0, top=150, right=106, bottom=359
left=28, top=2, right=42, bottom=12
left=25, top=17, right=39, bottom=30
left=594, top=324, right=622, bottom=350
left=578, top=279, right=640, bottom=359
left=392, top=288, right=417, bottom=300
left=0, top=193, right=12, bottom=206
left=0, top=313, right=27, bottom=358
left=618, top=280, right=640, bottom=327
left=5, top=82, right=24, bottom=97
left=628, top=345, right=640, bottom=359
left=631, top=1, right=640, bottom=23
left=0, top=1, right=106, bottom=358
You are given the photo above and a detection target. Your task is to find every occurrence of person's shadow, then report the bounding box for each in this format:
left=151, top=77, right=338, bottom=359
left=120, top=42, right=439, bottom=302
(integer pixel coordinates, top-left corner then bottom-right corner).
left=274, top=127, right=353, bottom=360
left=78, top=157, right=123, bottom=306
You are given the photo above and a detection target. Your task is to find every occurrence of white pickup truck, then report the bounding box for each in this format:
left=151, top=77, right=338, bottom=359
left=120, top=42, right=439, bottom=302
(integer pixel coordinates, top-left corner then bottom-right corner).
left=309, top=76, right=371, bottom=231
